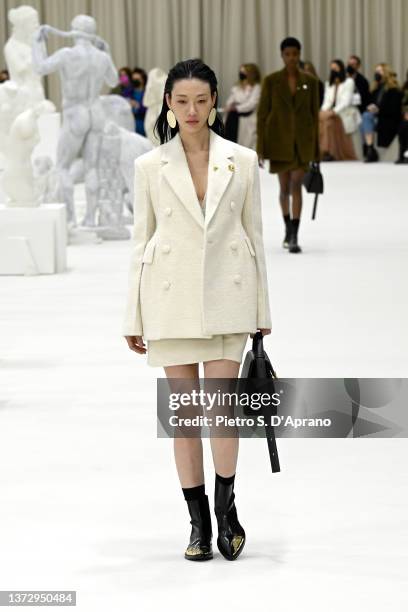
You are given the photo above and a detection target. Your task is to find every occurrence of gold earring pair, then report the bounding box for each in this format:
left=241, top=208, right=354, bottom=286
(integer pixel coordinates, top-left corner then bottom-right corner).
left=166, top=107, right=217, bottom=128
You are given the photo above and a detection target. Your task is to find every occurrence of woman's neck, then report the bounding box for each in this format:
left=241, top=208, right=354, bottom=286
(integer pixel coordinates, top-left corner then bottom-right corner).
left=179, top=127, right=210, bottom=153
left=285, top=65, right=299, bottom=77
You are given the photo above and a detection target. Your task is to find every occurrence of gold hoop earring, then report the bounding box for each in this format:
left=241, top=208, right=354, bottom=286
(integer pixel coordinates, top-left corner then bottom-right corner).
left=167, top=109, right=177, bottom=128
left=208, top=107, right=217, bottom=126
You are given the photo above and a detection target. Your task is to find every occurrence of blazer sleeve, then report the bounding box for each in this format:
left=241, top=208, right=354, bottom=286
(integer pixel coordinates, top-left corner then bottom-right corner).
left=256, top=77, right=272, bottom=158
left=241, top=152, right=272, bottom=329
left=311, top=77, right=320, bottom=160
left=321, top=82, right=332, bottom=110
left=122, top=159, right=156, bottom=336
left=236, top=83, right=261, bottom=113
left=334, top=79, right=354, bottom=114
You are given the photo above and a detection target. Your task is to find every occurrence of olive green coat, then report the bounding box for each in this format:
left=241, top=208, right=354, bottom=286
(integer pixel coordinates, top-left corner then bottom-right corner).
left=256, top=68, right=320, bottom=164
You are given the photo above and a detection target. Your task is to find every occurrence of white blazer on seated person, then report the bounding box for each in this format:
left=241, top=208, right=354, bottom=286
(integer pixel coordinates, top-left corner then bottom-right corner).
left=122, top=128, right=272, bottom=340
left=321, top=77, right=361, bottom=133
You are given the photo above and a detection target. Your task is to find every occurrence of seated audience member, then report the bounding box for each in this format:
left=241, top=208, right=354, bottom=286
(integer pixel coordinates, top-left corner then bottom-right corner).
left=110, top=66, right=134, bottom=99
left=303, top=61, right=324, bottom=107
left=346, top=55, right=370, bottom=113
left=224, top=63, right=261, bottom=150
left=130, top=67, right=148, bottom=136
left=0, top=69, right=9, bottom=83
left=396, top=68, right=408, bottom=164
left=319, top=59, right=358, bottom=161
left=360, top=63, right=403, bottom=162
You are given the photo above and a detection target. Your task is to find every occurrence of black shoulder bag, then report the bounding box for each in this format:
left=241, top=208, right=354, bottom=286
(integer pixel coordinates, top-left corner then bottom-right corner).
left=303, top=161, right=324, bottom=220
left=238, top=332, right=280, bottom=473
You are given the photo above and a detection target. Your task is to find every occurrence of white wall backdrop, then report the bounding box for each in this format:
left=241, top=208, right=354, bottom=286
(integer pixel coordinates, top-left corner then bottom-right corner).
left=1, top=0, right=407, bottom=110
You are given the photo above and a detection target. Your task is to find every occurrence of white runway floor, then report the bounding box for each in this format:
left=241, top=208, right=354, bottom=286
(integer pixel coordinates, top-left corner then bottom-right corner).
left=1, top=161, right=407, bottom=611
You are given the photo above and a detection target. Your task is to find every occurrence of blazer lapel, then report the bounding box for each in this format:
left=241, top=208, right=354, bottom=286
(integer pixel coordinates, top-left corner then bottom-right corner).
left=160, top=132, right=205, bottom=229
left=160, top=130, right=234, bottom=230
left=276, top=68, right=292, bottom=108
left=205, top=130, right=234, bottom=228
left=294, top=70, right=310, bottom=111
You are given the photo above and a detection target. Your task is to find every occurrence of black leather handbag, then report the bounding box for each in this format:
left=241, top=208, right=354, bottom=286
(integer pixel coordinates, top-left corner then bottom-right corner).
left=238, top=332, right=280, bottom=473
left=303, top=161, right=324, bottom=220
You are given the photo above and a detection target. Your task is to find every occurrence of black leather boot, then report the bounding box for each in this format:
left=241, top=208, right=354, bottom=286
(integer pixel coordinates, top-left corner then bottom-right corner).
left=288, top=219, right=302, bottom=253
left=184, top=494, right=213, bottom=561
left=365, top=144, right=379, bottom=162
left=214, top=479, right=246, bottom=560
left=283, top=216, right=291, bottom=249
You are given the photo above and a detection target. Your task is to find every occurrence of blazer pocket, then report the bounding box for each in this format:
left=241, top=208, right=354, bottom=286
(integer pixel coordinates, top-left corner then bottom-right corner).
left=142, top=240, right=156, bottom=264
left=244, top=236, right=256, bottom=257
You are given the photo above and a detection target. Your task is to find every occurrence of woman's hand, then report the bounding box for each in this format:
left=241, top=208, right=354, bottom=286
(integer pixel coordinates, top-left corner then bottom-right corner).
left=367, top=104, right=379, bottom=113
left=124, top=335, right=146, bottom=354
left=258, top=156, right=265, bottom=168
left=250, top=328, right=271, bottom=338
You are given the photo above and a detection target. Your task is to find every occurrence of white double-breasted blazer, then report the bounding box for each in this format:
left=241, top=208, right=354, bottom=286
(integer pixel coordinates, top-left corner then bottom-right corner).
left=122, top=129, right=272, bottom=340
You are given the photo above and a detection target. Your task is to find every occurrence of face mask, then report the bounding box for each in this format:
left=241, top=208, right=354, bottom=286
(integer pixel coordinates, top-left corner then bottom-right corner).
left=374, top=72, right=382, bottom=82
left=329, top=69, right=340, bottom=84
left=119, top=74, right=130, bottom=86
left=346, top=65, right=356, bottom=76
left=132, top=78, right=141, bottom=88
left=239, top=71, right=247, bottom=81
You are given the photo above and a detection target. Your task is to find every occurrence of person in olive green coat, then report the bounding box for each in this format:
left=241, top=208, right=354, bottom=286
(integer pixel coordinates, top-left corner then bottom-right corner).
left=257, top=37, right=320, bottom=253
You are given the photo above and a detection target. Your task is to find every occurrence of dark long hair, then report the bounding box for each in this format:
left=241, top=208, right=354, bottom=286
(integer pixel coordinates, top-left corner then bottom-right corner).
left=330, top=59, right=346, bottom=83
left=154, top=58, right=224, bottom=144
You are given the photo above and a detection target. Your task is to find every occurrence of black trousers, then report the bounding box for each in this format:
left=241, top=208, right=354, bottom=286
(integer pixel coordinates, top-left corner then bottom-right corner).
left=398, top=120, right=408, bottom=159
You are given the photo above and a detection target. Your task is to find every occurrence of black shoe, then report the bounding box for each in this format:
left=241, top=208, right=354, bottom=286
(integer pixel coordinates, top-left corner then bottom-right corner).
left=283, top=217, right=291, bottom=248
left=184, top=494, right=213, bottom=561
left=364, top=144, right=379, bottom=162
left=214, top=479, right=246, bottom=560
left=363, top=143, right=368, bottom=158
left=322, top=153, right=335, bottom=161
left=288, top=219, right=302, bottom=253
left=394, top=157, right=408, bottom=164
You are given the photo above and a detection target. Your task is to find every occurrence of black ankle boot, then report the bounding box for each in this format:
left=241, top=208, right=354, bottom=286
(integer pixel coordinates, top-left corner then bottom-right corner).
left=288, top=219, right=302, bottom=253
left=283, top=216, right=291, bottom=249
left=214, top=479, right=246, bottom=560
left=365, top=144, right=379, bottom=162
left=184, top=494, right=213, bottom=561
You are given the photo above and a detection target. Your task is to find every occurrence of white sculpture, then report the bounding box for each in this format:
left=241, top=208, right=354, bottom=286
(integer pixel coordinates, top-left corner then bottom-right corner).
left=143, top=67, right=167, bottom=146
left=2, top=102, right=49, bottom=206
left=4, top=6, right=55, bottom=113
left=100, top=94, right=135, bottom=132
left=0, top=80, right=27, bottom=167
left=31, top=15, right=118, bottom=228
left=33, top=155, right=60, bottom=203
left=91, top=121, right=153, bottom=238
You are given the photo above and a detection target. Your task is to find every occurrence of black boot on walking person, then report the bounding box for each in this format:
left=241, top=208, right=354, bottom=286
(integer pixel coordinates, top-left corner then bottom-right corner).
left=214, top=473, right=246, bottom=561
left=364, top=144, right=379, bottom=162
left=182, top=484, right=213, bottom=561
left=282, top=214, right=291, bottom=249
left=288, top=218, right=302, bottom=253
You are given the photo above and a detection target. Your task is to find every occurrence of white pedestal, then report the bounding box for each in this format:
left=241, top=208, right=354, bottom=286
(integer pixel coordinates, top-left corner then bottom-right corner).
left=0, top=204, right=67, bottom=275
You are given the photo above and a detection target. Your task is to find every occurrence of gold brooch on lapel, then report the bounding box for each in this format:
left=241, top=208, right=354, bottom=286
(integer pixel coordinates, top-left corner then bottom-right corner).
left=213, top=165, right=219, bottom=171
left=228, top=164, right=235, bottom=172
left=303, top=84, right=308, bottom=89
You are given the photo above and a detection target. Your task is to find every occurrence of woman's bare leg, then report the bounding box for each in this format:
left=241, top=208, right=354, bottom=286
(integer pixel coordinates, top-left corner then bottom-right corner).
left=203, top=359, right=241, bottom=477
left=278, top=170, right=291, bottom=217
left=164, top=363, right=204, bottom=488
left=290, top=168, right=306, bottom=219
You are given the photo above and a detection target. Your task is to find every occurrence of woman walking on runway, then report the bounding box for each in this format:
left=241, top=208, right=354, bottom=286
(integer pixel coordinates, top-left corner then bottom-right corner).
left=123, top=59, right=272, bottom=561
left=257, top=37, right=320, bottom=253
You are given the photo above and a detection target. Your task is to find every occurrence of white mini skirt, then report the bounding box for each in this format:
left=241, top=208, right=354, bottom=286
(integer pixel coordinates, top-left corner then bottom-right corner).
left=147, top=333, right=249, bottom=367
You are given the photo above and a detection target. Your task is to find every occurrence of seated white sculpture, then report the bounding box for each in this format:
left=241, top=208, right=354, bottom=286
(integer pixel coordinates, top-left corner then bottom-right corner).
left=2, top=101, right=51, bottom=206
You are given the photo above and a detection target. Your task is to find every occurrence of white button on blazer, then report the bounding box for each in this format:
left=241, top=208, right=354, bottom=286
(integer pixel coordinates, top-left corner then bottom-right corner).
left=122, top=129, right=272, bottom=340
